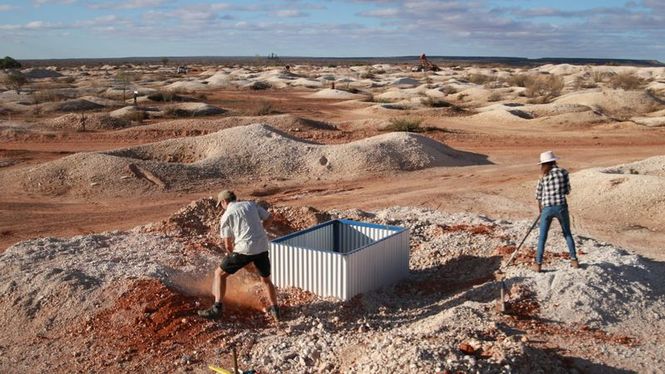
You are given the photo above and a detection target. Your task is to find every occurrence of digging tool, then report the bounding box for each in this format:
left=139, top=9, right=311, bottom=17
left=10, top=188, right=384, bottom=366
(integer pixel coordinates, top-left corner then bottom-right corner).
left=208, top=346, right=258, bottom=374
left=495, top=214, right=540, bottom=313
left=504, top=214, right=540, bottom=268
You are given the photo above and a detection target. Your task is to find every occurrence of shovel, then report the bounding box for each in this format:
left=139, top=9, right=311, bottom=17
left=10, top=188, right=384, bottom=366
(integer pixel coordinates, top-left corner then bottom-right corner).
left=504, top=214, right=540, bottom=268
left=495, top=214, right=540, bottom=313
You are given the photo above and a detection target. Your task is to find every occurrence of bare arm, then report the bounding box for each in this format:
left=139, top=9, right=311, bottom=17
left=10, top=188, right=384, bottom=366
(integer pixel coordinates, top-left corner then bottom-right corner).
left=262, top=215, right=273, bottom=230
left=223, top=237, right=234, bottom=254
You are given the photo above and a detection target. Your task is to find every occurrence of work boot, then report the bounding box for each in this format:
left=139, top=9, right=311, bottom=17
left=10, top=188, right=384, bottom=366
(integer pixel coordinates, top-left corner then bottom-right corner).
left=197, top=302, right=223, bottom=319
left=531, top=263, right=542, bottom=273
left=266, top=305, right=280, bottom=321
left=571, top=259, right=580, bottom=269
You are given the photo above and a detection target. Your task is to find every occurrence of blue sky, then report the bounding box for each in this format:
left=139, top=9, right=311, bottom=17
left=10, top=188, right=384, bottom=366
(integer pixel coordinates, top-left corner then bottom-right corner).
left=1, top=0, right=664, bottom=60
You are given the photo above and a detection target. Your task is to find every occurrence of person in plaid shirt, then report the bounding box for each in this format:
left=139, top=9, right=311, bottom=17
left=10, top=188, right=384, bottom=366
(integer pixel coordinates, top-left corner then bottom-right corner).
left=534, top=151, right=579, bottom=272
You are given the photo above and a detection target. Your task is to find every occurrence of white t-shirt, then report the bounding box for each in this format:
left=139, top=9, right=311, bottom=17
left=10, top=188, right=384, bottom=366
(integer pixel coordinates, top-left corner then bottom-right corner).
left=219, top=201, right=270, bottom=255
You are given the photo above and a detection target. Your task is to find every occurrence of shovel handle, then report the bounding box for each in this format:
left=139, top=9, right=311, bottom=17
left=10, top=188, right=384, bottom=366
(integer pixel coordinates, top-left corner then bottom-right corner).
left=504, top=214, right=540, bottom=267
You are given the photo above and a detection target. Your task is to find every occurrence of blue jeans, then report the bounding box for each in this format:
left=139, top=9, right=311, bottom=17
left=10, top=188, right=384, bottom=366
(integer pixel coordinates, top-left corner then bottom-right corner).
left=536, top=204, right=577, bottom=264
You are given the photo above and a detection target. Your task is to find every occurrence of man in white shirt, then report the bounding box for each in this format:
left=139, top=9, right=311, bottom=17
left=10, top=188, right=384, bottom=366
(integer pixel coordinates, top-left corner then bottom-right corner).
left=198, top=190, right=279, bottom=320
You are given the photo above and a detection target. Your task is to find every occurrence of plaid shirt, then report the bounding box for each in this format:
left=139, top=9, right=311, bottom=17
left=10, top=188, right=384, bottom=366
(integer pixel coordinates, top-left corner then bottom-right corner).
left=536, top=166, right=571, bottom=207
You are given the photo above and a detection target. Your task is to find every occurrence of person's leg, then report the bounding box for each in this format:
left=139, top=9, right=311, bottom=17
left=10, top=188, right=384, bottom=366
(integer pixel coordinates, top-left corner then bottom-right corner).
left=536, top=207, right=554, bottom=264
left=253, top=251, right=279, bottom=320
left=212, top=267, right=230, bottom=304
left=199, top=253, right=246, bottom=318
left=557, top=205, right=578, bottom=261
left=261, top=276, right=278, bottom=307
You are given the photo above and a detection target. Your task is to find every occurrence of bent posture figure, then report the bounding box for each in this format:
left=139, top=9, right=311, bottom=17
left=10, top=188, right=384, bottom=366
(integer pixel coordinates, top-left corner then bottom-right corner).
left=534, top=151, right=579, bottom=272
left=198, top=190, right=279, bottom=320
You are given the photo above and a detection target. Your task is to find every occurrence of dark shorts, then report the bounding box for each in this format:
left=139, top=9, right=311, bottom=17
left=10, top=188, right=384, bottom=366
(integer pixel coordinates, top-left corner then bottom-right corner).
left=221, top=251, right=271, bottom=278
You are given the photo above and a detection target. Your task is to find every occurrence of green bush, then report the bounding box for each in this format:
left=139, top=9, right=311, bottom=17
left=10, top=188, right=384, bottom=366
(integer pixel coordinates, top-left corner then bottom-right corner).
left=0, top=56, right=21, bottom=69
left=2, top=71, right=28, bottom=93
left=524, top=75, right=564, bottom=103
left=385, top=117, right=424, bottom=132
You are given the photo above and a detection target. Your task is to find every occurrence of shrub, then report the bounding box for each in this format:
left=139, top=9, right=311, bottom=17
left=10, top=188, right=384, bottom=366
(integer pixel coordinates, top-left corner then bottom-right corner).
left=249, top=101, right=277, bottom=116
left=524, top=75, right=564, bottom=102
left=249, top=81, right=271, bottom=90
left=592, top=71, right=613, bottom=83
left=573, top=76, right=597, bottom=90
left=440, top=85, right=457, bottom=95
left=421, top=97, right=454, bottom=108
left=503, top=74, right=530, bottom=87
left=385, top=117, right=424, bottom=132
left=127, top=110, right=147, bottom=123
left=609, top=72, right=645, bottom=90
left=360, top=70, right=375, bottom=79
left=32, top=89, right=67, bottom=104
left=163, top=106, right=192, bottom=118
left=487, top=91, right=503, bottom=102
left=0, top=56, right=21, bottom=69
left=467, top=73, right=495, bottom=85
left=60, top=76, right=76, bottom=84
left=2, top=71, right=28, bottom=93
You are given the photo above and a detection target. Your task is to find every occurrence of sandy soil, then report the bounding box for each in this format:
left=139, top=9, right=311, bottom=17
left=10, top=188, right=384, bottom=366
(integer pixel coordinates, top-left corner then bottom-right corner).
left=2, top=86, right=663, bottom=257
left=1, top=61, right=665, bottom=372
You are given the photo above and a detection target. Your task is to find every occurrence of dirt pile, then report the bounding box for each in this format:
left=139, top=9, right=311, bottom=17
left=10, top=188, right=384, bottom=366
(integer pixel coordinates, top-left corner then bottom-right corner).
left=6, top=124, right=489, bottom=197
left=44, top=113, right=132, bottom=130
left=2, top=203, right=663, bottom=372
left=41, top=98, right=106, bottom=112
left=570, top=156, right=665, bottom=241
left=555, top=89, right=663, bottom=118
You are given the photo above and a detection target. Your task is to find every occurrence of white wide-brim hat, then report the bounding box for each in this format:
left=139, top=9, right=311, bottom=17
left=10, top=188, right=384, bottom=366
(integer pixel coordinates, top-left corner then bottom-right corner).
left=539, top=150, right=559, bottom=164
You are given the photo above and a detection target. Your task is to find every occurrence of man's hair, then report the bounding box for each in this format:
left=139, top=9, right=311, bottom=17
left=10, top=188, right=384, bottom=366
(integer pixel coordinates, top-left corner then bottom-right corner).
left=225, top=191, right=237, bottom=202
left=217, top=190, right=237, bottom=205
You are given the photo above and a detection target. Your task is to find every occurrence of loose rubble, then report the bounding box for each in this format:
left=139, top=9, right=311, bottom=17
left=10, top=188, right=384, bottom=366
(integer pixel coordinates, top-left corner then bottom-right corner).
left=1, top=201, right=664, bottom=373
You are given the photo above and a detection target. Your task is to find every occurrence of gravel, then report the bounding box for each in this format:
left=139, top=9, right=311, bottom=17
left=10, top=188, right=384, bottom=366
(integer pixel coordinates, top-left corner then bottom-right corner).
left=1, top=202, right=663, bottom=373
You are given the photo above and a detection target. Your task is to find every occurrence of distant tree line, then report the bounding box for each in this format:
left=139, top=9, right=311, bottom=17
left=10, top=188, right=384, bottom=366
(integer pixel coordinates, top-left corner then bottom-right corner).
left=0, top=56, right=21, bottom=69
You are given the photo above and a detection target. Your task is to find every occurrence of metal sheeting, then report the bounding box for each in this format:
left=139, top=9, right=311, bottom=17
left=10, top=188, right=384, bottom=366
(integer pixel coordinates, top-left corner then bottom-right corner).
left=338, top=223, right=393, bottom=254
left=346, top=230, right=409, bottom=297
left=270, top=242, right=348, bottom=299
left=269, top=219, right=409, bottom=301
left=279, top=222, right=335, bottom=252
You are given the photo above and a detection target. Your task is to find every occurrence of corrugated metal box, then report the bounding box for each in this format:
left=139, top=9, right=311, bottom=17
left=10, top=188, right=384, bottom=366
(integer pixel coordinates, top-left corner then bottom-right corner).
left=270, top=219, right=410, bottom=300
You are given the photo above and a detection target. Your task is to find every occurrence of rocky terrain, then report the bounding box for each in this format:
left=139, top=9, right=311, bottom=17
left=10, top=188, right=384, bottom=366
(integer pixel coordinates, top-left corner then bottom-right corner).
left=1, top=200, right=663, bottom=373
left=2, top=61, right=665, bottom=372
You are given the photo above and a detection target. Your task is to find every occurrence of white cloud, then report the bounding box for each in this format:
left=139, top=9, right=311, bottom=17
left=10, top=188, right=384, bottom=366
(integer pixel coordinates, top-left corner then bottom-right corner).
left=358, top=8, right=400, bottom=17
left=33, top=0, right=76, bottom=5
left=87, top=0, right=167, bottom=10
left=0, top=4, right=18, bottom=11
left=274, top=9, right=308, bottom=17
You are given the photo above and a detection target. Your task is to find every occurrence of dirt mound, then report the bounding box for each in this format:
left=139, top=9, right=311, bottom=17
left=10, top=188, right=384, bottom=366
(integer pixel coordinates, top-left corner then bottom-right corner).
left=166, top=102, right=226, bottom=117
left=42, top=98, right=105, bottom=112
left=568, top=156, right=665, bottom=253
left=44, top=113, right=132, bottom=130
left=307, top=88, right=366, bottom=100
left=1, top=205, right=662, bottom=372
left=8, top=124, right=489, bottom=197
left=570, top=156, right=665, bottom=236
left=109, top=106, right=148, bottom=120
left=123, top=114, right=336, bottom=136
left=22, top=68, right=63, bottom=79
left=555, top=89, right=663, bottom=117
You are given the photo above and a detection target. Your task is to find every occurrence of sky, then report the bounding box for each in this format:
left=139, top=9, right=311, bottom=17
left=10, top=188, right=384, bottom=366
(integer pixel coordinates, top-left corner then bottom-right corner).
left=0, top=0, right=664, bottom=61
